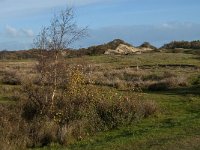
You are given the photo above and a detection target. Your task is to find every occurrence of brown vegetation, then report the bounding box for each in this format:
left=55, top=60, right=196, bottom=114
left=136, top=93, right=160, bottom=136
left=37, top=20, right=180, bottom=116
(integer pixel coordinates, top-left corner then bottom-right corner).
left=161, top=40, right=200, bottom=49
left=0, top=39, right=158, bottom=59
left=0, top=63, right=157, bottom=149
left=85, top=65, right=189, bottom=91
left=0, top=8, right=157, bottom=149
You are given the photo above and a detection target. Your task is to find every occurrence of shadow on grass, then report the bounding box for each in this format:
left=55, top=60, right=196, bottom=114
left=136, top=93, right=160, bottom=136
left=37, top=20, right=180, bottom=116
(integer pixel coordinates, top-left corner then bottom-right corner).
left=165, top=85, right=200, bottom=96
left=145, top=85, right=200, bottom=96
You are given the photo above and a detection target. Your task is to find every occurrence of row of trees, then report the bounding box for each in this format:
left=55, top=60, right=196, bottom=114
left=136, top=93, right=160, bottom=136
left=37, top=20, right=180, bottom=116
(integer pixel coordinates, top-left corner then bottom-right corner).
left=162, top=40, right=200, bottom=49
left=0, top=49, right=41, bottom=60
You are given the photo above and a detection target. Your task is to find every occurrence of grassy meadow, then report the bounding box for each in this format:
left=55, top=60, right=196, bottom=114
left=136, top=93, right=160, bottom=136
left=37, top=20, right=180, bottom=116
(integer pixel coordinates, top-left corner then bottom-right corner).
left=0, top=50, right=200, bottom=149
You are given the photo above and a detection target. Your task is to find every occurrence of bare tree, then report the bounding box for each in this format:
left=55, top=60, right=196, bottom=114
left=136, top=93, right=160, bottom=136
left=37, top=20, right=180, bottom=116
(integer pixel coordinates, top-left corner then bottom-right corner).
left=32, top=7, right=87, bottom=114
left=35, top=8, right=87, bottom=51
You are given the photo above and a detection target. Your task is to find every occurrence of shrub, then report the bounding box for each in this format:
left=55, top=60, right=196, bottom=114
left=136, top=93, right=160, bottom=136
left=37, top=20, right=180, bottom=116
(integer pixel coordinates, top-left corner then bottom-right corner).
left=192, top=75, right=200, bottom=85
left=161, top=40, right=200, bottom=49
left=148, top=81, right=169, bottom=91
left=0, top=104, right=28, bottom=150
left=1, top=71, right=21, bottom=85
left=0, top=66, right=158, bottom=149
left=142, top=100, right=158, bottom=117
left=142, top=74, right=163, bottom=81
left=147, top=76, right=189, bottom=91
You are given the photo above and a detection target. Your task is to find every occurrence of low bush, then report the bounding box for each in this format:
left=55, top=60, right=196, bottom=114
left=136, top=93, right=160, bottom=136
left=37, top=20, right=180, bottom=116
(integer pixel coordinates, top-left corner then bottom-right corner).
left=148, top=81, right=169, bottom=91
left=148, top=76, right=189, bottom=91
left=192, top=75, right=200, bottom=85
left=1, top=71, right=21, bottom=85
left=0, top=66, right=157, bottom=149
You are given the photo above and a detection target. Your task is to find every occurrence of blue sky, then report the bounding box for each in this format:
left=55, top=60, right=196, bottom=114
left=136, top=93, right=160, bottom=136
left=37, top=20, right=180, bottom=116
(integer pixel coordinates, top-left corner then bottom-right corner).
left=0, top=0, right=200, bottom=50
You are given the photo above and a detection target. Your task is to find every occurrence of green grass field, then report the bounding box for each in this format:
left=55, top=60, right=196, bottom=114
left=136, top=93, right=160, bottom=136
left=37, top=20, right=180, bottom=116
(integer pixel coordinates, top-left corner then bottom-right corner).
left=35, top=87, right=200, bottom=150
left=1, top=51, right=200, bottom=149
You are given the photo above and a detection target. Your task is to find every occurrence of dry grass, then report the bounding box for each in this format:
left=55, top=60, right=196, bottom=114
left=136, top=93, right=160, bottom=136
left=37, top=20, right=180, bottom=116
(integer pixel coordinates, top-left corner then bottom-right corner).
left=0, top=63, right=157, bottom=149
left=0, top=52, right=199, bottom=149
left=84, top=65, right=189, bottom=91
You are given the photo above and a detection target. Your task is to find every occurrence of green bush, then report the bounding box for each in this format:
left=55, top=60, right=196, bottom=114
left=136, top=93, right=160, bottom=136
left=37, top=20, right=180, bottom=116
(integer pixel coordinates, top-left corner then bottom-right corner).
left=192, top=75, right=200, bottom=85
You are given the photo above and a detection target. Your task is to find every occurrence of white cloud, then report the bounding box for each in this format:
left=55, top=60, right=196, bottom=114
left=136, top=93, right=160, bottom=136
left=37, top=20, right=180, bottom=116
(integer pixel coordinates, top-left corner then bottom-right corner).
left=1, top=22, right=200, bottom=50
left=5, top=25, right=18, bottom=37
left=162, top=23, right=174, bottom=29
left=4, top=25, right=34, bottom=38
left=0, top=0, right=115, bottom=23
left=77, top=22, right=200, bottom=48
left=21, top=29, right=34, bottom=37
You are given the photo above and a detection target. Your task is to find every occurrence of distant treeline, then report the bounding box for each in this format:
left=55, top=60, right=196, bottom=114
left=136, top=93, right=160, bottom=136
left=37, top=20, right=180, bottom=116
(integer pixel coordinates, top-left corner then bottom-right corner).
left=161, top=40, right=200, bottom=49
left=0, top=49, right=40, bottom=60
left=1, top=39, right=200, bottom=60
left=0, top=39, right=131, bottom=59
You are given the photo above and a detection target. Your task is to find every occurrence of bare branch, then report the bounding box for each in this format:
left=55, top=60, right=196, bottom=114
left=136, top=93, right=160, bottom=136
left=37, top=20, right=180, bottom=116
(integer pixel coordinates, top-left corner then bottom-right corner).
left=33, top=7, right=87, bottom=112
